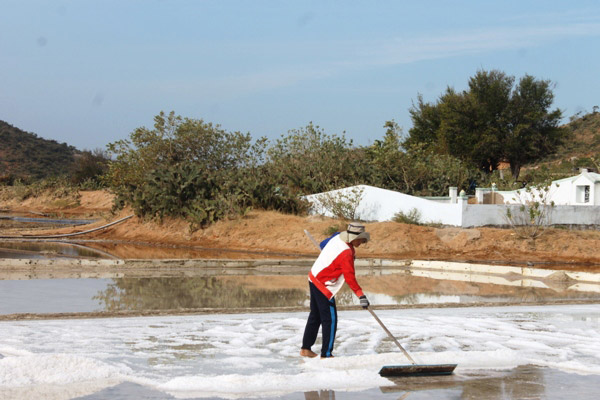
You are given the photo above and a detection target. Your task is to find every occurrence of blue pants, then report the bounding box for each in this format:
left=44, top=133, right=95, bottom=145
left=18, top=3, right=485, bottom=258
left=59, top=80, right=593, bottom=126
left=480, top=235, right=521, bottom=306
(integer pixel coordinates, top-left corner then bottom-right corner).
left=302, top=281, right=338, bottom=357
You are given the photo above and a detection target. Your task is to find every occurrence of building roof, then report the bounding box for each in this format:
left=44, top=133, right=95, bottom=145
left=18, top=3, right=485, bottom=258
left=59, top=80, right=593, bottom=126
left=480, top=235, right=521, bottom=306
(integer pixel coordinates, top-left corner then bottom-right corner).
left=552, top=170, right=600, bottom=185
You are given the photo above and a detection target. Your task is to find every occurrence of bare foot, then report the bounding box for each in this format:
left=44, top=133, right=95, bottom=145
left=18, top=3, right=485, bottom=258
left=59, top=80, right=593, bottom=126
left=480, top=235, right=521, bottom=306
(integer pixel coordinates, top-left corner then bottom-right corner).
left=300, top=349, right=318, bottom=358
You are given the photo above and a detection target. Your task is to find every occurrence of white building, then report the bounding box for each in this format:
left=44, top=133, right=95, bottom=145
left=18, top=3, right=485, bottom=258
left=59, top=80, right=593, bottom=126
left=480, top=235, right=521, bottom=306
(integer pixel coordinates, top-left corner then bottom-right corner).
left=495, top=169, right=600, bottom=206
left=305, top=170, right=600, bottom=227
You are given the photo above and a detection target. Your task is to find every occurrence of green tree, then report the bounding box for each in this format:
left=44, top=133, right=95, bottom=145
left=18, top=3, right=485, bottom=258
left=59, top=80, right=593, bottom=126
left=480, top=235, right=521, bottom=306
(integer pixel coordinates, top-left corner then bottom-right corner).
left=265, top=122, right=365, bottom=195
left=105, top=111, right=307, bottom=228
left=106, top=111, right=258, bottom=191
left=405, top=95, right=441, bottom=149
left=366, top=121, right=479, bottom=196
left=406, top=70, right=568, bottom=179
left=504, top=75, right=566, bottom=179
left=70, top=148, right=110, bottom=188
left=366, top=120, right=405, bottom=188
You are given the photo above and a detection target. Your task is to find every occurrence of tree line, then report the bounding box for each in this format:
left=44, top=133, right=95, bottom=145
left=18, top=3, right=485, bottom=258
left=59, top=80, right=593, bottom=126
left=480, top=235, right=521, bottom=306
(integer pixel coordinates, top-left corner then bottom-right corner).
left=104, top=70, right=569, bottom=228
left=1, top=69, right=571, bottom=227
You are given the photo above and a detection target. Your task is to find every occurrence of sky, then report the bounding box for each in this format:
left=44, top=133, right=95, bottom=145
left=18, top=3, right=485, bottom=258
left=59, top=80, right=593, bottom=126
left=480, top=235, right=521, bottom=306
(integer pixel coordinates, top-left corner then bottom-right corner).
left=2, top=1, right=600, bottom=151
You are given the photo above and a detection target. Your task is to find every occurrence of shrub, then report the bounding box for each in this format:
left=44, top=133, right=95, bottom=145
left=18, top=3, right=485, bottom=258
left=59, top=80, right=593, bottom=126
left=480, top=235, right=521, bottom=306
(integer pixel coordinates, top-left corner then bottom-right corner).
left=393, top=208, right=422, bottom=225
left=314, top=186, right=365, bottom=221
left=0, top=177, right=80, bottom=206
left=265, top=122, right=365, bottom=195
left=107, top=112, right=309, bottom=229
left=123, top=163, right=242, bottom=230
left=323, top=224, right=344, bottom=236
left=504, top=181, right=556, bottom=240
left=70, top=149, right=110, bottom=188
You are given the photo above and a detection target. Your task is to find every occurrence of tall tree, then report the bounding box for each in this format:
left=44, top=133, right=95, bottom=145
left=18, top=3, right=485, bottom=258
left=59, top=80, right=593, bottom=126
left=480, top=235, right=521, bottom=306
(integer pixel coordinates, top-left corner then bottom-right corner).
left=406, top=70, right=568, bottom=179
left=366, top=120, right=479, bottom=196
left=405, top=94, right=441, bottom=149
left=504, top=75, right=565, bottom=178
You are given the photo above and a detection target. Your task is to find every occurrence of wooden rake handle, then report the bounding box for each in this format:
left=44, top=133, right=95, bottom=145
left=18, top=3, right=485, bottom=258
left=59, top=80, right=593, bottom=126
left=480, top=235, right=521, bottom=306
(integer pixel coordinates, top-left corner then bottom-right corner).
left=367, top=307, right=416, bottom=365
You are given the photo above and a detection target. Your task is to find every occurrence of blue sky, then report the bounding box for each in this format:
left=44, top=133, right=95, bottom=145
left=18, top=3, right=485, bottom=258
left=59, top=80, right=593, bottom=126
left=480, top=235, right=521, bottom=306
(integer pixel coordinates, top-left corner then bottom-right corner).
left=2, top=1, right=600, bottom=150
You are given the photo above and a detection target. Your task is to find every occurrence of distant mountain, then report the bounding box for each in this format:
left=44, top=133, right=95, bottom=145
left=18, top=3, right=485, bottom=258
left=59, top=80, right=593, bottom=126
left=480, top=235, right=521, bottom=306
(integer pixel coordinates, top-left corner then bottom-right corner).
left=560, top=111, right=600, bottom=159
left=0, top=120, right=77, bottom=181
left=507, top=110, right=600, bottom=181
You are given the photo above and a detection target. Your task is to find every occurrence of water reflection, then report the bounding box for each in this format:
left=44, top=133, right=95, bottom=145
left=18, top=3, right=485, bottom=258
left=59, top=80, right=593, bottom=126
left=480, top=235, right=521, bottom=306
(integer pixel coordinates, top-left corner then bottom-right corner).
left=0, top=279, right=109, bottom=314
left=362, top=273, right=600, bottom=304
left=381, top=365, right=550, bottom=399
left=0, top=215, right=95, bottom=225
left=75, top=365, right=600, bottom=399
left=92, top=273, right=600, bottom=313
left=93, top=277, right=308, bottom=311
left=0, top=213, right=95, bottom=231
left=3, top=270, right=600, bottom=315
left=304, top=390, right=335, bottom=400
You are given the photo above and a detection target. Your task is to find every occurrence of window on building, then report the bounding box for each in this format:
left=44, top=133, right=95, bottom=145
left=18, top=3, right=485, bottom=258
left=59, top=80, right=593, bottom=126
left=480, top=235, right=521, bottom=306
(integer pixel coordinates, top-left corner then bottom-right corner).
left=585, top=185, right=590, bottom=203
left=576, top=185, right=591, bottom=203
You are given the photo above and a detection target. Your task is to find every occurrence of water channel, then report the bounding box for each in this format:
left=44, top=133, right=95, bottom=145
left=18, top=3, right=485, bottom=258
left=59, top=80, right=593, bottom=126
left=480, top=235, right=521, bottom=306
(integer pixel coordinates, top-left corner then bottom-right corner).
left=0, top=212, right=96, bottom=231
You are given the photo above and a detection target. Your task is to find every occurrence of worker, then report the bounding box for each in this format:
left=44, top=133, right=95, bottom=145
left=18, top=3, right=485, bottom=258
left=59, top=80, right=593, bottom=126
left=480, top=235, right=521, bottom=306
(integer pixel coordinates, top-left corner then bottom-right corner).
left=300, top=222, right=370, bottom=358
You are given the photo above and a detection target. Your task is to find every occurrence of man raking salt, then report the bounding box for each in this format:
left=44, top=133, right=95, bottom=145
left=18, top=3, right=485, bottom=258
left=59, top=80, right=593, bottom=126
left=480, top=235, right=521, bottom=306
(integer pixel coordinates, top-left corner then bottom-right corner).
left=300, top=223, right=370, bottom=359
left=302, top=222, right=457, bottom=377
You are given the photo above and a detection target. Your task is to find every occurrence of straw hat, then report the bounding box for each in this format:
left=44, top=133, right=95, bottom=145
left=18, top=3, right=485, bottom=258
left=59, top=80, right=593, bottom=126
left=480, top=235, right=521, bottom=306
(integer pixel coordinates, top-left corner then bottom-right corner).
left=339, top=222, right=370, bottom=243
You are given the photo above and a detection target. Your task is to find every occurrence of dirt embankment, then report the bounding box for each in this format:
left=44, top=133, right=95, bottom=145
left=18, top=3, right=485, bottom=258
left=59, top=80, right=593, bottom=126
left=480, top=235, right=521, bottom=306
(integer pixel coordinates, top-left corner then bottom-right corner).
left=3, top=190, right=600, bottom=271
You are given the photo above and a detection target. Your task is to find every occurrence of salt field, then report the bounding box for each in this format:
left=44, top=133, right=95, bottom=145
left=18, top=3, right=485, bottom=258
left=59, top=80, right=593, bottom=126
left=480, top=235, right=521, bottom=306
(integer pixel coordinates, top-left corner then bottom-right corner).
left=1, top=305, right=600, bottom=399
left=2, top=224, right=600, bottom=398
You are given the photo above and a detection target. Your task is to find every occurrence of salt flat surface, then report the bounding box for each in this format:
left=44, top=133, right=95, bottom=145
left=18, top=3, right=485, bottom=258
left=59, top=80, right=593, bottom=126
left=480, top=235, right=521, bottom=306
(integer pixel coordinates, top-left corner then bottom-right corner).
left=1, top=304, right=600, bottom=399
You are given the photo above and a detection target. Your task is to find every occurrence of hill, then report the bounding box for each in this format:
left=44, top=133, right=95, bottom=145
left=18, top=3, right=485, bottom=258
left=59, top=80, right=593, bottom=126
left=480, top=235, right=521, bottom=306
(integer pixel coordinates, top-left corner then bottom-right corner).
left=522, top=111, right=600, bottom=179
left=0, top=120, right=77, bottom=181
left=561, top=110, right=600, bottom=159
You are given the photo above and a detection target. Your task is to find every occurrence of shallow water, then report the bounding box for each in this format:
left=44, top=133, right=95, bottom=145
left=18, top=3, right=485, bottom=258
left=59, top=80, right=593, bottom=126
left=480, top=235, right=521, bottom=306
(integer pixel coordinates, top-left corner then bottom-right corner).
left=0, top=279, right=109, bottom=314
left=2, top=268, right=600, bottom=315
left=0, top=212, right=96, bottom=232
left=75, top=366, right=600, bottom=399
left=0, top=215, right=95, bottom=225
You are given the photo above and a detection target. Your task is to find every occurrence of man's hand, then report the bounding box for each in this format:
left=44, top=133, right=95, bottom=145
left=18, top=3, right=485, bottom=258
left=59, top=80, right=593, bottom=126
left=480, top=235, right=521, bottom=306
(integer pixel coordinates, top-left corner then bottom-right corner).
left=359, top=295, right=369, bottom=309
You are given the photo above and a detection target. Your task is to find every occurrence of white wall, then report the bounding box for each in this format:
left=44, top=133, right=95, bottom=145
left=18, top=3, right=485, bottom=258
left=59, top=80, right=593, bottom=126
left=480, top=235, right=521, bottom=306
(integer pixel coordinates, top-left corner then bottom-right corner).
left=548, top=205, right=600, bottom=225
left=459, top=204, right=600, bottom=227
left=461, top=204, right=510, bottom=227
left=496, top=181, right=568, bottom=205
left=305, top=184, right=600, bottom=227
left=305, top=185, right=464, bottom=225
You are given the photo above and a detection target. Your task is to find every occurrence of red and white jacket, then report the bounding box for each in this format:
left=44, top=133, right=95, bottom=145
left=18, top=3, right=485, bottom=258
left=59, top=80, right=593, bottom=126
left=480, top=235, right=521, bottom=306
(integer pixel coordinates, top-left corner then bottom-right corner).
left=308, top=235, right=365, bottom=300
